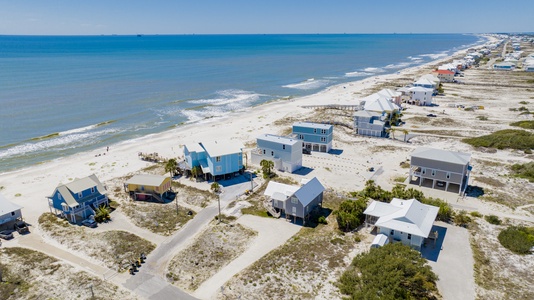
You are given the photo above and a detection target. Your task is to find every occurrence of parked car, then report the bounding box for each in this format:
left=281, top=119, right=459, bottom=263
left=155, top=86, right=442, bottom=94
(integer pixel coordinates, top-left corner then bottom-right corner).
left=368, top=167, right=375, bottom=172
left=0, top=230, right=14, bottom=240
left=13, top=220, right=29, bottom=234
left=436, top=181, right=446, bottom=187
left=82, top=218, right=97, bottom=228
left=302, top=148, right=311, bottom=155
left=426, top=114, right=437, bottom=117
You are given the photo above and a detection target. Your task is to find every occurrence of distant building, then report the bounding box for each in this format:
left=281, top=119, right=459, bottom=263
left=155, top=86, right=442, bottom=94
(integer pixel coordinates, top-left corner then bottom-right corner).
left=251, top=134, right=303, bottom=173
left=413, top=77, right=437, bottom=90
left=376, top=88, right=403, bottom=106
left=0, top=193, right=23, bottom=230
left=124, top=174, right=172, bottom=202
left=432, top=69, right=455, bottom=83
left=183, top=140, right=244, bottom=180
left=292, top=122, right=333, bottom=153
left=409, top=147, right=472, bottom=195
left=362, top=94, right=400, bottom=114
left=407, top=86, right=434, bottom=106
left=264, top=177, right=325, bottom=225
left=47, top=174, right=109, bottom=223
left=493, top=62, right=516, bottom=70
left=364, top=198, right=439, bottom=251
left=354, top=110, right=386, bottom=137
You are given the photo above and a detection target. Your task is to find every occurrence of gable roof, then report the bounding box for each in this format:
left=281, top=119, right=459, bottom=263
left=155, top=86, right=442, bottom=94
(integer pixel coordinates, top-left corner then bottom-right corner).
left=420, top=74, right=441, bottom=83
left=52, top=174, right=106, bottom=207
left=257, top=134, right=300, bottom=146
left=411, top=147, right=471, bottom=166
left=433, top=69, right=455, bottom=75
left=0, top=193, right=22, bottom=215
left=293, top=122, right=333, bottom=130
left=354, top=110, right=382, bottom=118
left=201, top=140, right=243, bottom=157
left=408, top=86, right=434, bottom=93
left=376, top=88, right=401, bottom=98
left=414, top=77, right=436, bottom=86
left=363, top=94, right=400, bottom=113
left=125, top=174, right=168, bottom=187
left=264, top=181, right=299, bottom=200
left=364, top=198, right=439, bottom=237
left=294, top=177, right=325, bottom=207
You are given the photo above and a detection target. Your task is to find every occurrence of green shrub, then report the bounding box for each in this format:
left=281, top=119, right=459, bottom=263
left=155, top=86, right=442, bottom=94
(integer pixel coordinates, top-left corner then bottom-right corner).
left=510, top=162, right=534, bottom=182
left=454, top=210, right=472, bottom=227
left=485, top=215, right=502, bottom=225
left=462, top=129, right=534, bottom=151
left=334, top=198, right=367, bottom=232
left=477, top=116, right=489, bottom=121
left=317, top=216, right=327, bottom=224
left=470, top=211, right=483, bottom=218
left=498, top=226, right=534, bottom=254
left=510, top=120, right=534, bottom=129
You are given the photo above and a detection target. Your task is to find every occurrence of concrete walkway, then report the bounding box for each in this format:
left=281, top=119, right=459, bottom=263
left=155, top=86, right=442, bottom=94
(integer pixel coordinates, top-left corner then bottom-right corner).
left=426, top=222, right=475, bottom=300
left=194, top=215, right=301, bottom=299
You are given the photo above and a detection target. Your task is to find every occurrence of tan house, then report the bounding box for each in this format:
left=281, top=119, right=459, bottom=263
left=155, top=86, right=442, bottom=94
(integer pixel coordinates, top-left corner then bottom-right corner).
left=124, top=174, right=171, bottom=202
left=432, top=69, right=455, bottom=83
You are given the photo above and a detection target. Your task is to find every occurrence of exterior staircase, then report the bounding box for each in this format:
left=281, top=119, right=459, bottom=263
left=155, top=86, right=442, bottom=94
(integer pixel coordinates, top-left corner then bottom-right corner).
left=264, top=201, right=280, bottom=218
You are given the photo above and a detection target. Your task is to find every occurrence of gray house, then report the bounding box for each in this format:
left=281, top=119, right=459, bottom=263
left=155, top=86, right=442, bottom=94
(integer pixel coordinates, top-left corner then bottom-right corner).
left=0, top=193, right=23, bottom=230
left=264, top=177, right=325, bottom=224
left=251, top=134, right=303, bottom=173
left=354, top=110, right=386, bottom=137
left=409, top=147, right=472, bottom=195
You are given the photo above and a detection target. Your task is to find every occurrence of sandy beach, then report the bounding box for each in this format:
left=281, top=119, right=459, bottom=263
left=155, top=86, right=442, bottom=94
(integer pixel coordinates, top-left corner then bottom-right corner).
left=2, top=34, right=534, bottom=299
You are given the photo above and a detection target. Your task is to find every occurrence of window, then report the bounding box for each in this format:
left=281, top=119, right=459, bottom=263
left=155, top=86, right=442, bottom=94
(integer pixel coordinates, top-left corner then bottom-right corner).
left=91, top=187, right=95, bottom=193
left=216, top=156, right=221, bottom=162
left=58, top=193, right=62, bottom=200
left=263, top=149, right=265, bottom=155
left=299, top=134, right=304, bottom=139
left=291, top=197, right=298, bottom=204
left=271, top=151, right=274, bottom=156
left=431, top=170, right=435, bottom=176
left=446, top=173, right=451, bottom=179
left=321, top=129, right=327, bottom=134
left=390, top=230, right=394, bottom=235
left=320, top=137, right=326, bottom=142
left=282, top=145, right=286, bottom=150
left=11, top=212, right=15, bottom=216
left=216, top=166, right=222, bottom=172
left=313, top=129, right=317, bottom=133
left=422, top=168, right=426, bottom=175
left=408, top=234, right=412, bottom=240
left=292, top=207, right=297, bottom=214
left=78, top=192, right=83, bottom=199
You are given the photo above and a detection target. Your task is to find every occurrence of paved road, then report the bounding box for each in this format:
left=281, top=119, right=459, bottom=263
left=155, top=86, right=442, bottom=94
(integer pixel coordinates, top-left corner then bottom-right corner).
left=123, top=178, right=252, bottom=300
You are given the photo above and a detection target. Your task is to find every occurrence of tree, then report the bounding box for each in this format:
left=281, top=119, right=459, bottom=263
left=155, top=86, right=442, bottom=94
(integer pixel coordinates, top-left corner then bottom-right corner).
left=260, top=159, right=274, bottom=179
left=165, top=158, right=177, bottom=179
left=210, top=182, right=220, bottom=193
left=334, top=198, right=368, bottom=231
left=339, top=243, right=439, bottom=300
left=386, top=127, right=396, bottom=140
left=94, top=205, right=111, bottom=223
left=401, top=129, right=409, bottom=142
left=191, top=166, right=201, bottom=180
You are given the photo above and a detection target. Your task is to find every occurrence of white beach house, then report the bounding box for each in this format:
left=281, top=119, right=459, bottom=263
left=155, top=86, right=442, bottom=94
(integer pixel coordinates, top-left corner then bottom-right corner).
left=251, top=134, right=303, bottom=173
left=0, top=193, right=23, bottom=230
left=408, top=86, right=434, bottom=106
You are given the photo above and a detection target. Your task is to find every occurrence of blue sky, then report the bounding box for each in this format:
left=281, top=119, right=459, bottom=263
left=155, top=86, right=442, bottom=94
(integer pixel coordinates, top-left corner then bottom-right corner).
left=0, top=0, right=532, bottom=35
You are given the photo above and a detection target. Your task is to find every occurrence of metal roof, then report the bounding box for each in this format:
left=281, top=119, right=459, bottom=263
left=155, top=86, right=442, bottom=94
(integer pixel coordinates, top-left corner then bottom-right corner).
left=294, top=177, right=325, bottom=207
left=411, top=147, right=471, bottom=165
left=200, top=140, right=243, bottom=157
left=264, top=181, right=299, bottom=199
left=52, top=174, right=106, bottom=208
left=363, top=94, right=400, bottom=113
left=408, top=86, right=434, bottom=93
left=125, top=174, right=168, bottom=187
left=292, top=122, right=333, bottom=130
left=0, top=193, right=23, bottom=215
left=257, top=134, right=300, bottom=146
left=354, top=110, right=381, bottom=118
left=184, top=143, right=205, bottom=153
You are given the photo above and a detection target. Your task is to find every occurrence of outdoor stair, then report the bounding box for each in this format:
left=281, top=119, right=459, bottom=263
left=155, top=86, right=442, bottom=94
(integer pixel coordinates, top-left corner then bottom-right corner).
left=152, top=193, right=164, bottom=203
left=264, top=202, right=280, bottom=218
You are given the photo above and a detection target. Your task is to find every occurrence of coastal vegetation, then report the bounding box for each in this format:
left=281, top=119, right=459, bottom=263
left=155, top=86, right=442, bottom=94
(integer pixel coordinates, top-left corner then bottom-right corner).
left=121, top=200, right=194, bottom=235
left=338, top=243, right=439, bottom=300
left=510, top=162, right=534, bottom=182
left=498, top=226, right=534, bottom=254
left=510, top=120, right=534, bottom=129
left=462, top=129, right=534, bottom=151
left=334, top=198, right=367, bottom=232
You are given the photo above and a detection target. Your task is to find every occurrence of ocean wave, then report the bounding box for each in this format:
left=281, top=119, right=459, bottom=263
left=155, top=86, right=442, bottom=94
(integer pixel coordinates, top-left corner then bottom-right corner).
left=0, top=129, right=119, bottom=159
left=180, top=107, right=226, bottom=123
left=363, top=67, right=385, bottom=73
left=408, top=56, right=423, bottom=61
left=30, top=121, right=116, bottom=141
left=189, top=89, right=264, bottom=107
left=344, top=71, right=372, bottom=77
left=419, top=52, right=449, bottom=60
left=384, top=62, right=413, bottom=69
left=282, top=78, right=331, bottom=90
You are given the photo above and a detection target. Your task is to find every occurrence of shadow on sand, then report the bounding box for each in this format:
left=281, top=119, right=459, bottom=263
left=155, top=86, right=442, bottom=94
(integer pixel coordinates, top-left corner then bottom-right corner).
left=421, top=225, right=447, bottom=262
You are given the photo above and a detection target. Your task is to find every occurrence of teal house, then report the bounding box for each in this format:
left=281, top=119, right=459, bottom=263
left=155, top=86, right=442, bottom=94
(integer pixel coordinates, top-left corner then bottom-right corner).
left=292, top=122, right=333, bottom=153
left=47, top=174, right=108, bottom=223
left=183, top=140, right=244, bottom=180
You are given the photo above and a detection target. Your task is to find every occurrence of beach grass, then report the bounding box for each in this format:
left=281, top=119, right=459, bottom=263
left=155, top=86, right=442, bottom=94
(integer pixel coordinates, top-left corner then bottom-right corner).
left=462, top=129, right=534, bottom=150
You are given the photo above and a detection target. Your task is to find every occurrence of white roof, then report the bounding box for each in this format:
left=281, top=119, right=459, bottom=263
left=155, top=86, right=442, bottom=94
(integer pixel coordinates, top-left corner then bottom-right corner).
left=420, top=74, right=440, bottom=84
left=0, top=193, right=23, bottom=215
left=257, top=134, right=300, bottom=146
left=372, top=233, right=389, bottom=247
left=411, top=147, right=471, bottom=165
left=201, top=140, right=243, bottom=157
left=126, top=174, right=168, bottom=187
left=264, top=181, right=299, bottom=200
left=376, top=88, right=401, bottom=98
left=293, top=122, right=333, bottom=130
left=363, top=94, right=400, bottom=113
left=365, top=198, right=439, bottom=237
left=408, top=86, right=434, bottom=93
left=184, top=143, right=205, bottom=153
left=354, top=110, right=381, bottom=118
left=414, top=77, right=436, bottom=86
left=294, top=177, right=325, bottom=207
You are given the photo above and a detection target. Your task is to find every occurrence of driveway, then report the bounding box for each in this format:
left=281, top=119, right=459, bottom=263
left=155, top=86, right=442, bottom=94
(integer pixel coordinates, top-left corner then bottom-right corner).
left=425, top=221, right=475, bottom=300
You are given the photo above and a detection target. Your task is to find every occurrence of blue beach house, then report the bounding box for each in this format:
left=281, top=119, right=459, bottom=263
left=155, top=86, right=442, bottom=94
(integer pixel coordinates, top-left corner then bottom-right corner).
left=183, top=140, right=244, bottom=180
left=251, top=134, right=303, bottom=173
left=47, top=174, right=108, bottom=223
left=292, top=122, right=333, bottom=153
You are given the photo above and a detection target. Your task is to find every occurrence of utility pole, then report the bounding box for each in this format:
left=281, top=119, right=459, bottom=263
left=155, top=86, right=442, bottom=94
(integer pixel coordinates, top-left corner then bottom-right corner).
left=217, top=193, right=221, bottom=223
left=250, top=172, right=253, bottom=191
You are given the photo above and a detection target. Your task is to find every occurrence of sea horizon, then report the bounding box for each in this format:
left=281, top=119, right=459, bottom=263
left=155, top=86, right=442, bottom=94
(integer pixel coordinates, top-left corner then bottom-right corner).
left=0, top=33, right=486, bottom=173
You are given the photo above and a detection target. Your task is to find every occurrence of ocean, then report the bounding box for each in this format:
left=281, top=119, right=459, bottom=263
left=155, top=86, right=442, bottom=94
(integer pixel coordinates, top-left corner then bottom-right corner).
left=0, top=34, right=483, bottom=173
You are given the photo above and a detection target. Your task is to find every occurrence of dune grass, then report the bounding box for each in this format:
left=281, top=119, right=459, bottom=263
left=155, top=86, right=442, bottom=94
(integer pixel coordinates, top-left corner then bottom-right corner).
left=462, top=129, right=534, bottom=150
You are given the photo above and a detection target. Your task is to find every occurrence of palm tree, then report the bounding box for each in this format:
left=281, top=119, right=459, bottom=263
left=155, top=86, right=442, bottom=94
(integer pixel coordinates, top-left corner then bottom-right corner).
left=260, top=159, right=274, bottom=178
left=401, top=129, right=409, bottom=142
left=165, top=158, right=177, bottom=179
left=191, top=166, right=200, bottom=180
left=386, top=128, right=396, bottom=140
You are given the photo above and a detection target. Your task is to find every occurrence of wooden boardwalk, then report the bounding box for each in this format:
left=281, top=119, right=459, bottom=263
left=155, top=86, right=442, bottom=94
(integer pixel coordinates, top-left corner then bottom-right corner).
left=300, top=104, right=361, bottom=110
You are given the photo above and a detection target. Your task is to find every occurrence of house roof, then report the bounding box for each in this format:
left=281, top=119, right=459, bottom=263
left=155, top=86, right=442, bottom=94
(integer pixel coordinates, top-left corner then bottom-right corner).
left=411, top=147, right=471, bottom=166
left=414, top=77, right=436, bottom=86
left=126, top=174, right=168, bottom=187
left=292, top=122, right=333, bottom=130
left=0, top=193, right=22, bottom=215
left=294, top=177, right=325, bottom=207
left=372, top=233, right=389, bottom=247
left=184, top=143, right=205, bottom=153
left=52, top=174, right=106, bottom=208
left=201, top=140, right=243, bottom=157
left=494, top=62, right=516, bottom=67
left=354, top=110, right=381, bottom=118
left=365, top=198, right=439, bottom=237
left=420, top=74, right=440, bottom=83
left=363, top=94, right=400, bottom=113
left=408, top=86, right=434, bottom=93
left=264, top=181, right=299, bottom=200
left=376, top=88, right=401, bottom=98
left=257, top=134, right=300, bottom=146
left=433, top=69, right=455, bottom=75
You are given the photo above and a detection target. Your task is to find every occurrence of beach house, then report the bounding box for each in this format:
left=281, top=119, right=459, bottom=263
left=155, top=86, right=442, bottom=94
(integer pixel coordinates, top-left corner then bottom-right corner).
left=264, top=177, right=325, bottom=224
left=432, top=70, right=455, bottom=83
left=376, top=88, right=402, bottom=106
left=124, top=174, right=171, bottom=202
left=407, top=86, right=434, bottom=106
left=183, top=140, right=244, bottom=180
left=362, top=94, right=401, bottom=114
left=353, top=110, right=386, bottom=137
left=364, top=198, right=439, bottom=251
left=408, top=147, right=472, bottom=195
left=251, top=134, right=303, bottom=173
left=0, top=193, right=23, bottom=230
left=292, top=122, right=333, bottom=153
left=413, top=77, right=437, bottom=90
left=493, top=62, right=516, bottom=70
left=47, top=174, right=109, bottom=223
